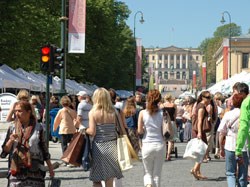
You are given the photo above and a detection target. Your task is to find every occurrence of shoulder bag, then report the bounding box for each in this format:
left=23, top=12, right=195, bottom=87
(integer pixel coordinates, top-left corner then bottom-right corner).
left=162, top=110, right=174, bottom=141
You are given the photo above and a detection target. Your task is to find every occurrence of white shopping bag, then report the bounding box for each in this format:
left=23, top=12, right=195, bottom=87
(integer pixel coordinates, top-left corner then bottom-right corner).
left=183, top=138, right=208, bottom=163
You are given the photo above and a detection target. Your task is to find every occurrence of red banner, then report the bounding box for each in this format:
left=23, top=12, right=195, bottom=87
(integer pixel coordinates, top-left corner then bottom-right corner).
left=223, top=39, right=229, bottom=79
left=136, top=38, right=142, bottom=86
left=202, top=62, right=206, bottom=90
left=68, top=0, right=86, bottom=53
left=192, top=71, right=196, bottom=89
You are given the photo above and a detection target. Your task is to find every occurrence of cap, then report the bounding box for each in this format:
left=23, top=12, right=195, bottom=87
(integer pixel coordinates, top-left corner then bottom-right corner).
left=76, top=91, right=87, bottom=97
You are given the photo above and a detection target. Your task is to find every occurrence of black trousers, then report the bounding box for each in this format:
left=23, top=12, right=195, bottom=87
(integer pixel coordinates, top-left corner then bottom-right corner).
left=61, top=134, right=73, bottom=153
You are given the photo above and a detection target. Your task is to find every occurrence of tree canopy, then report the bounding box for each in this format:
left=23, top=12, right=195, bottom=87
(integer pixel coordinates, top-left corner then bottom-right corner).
left=198, top=23, right=242, bottom=85
left=0, top=0, right=137, bottom=90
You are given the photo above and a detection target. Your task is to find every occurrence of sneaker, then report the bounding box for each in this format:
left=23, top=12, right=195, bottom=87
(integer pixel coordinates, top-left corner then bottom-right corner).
left=67, top=164, right=75, bottom=168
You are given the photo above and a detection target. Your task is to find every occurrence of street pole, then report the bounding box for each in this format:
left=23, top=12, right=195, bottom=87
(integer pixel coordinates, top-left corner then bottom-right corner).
left=221, top=11, right=231, bottom=78
left=133, top=11, right=144, bottom=95
left=60, top=0, right=67, bottom=94
left=45, top=73, right=50, bottom=146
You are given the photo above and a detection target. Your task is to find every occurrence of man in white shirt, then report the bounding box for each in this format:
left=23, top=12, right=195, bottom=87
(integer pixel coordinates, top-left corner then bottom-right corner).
left=76, top=91, right=92, bottom=129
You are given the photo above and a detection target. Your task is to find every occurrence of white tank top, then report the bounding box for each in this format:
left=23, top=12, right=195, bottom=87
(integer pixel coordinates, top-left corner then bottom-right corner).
left=142, top=110, right=164, bottom=143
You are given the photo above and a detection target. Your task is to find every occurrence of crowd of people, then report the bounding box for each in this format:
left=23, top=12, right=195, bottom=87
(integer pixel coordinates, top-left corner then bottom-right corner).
left=0, top=82, right=250, bottom=187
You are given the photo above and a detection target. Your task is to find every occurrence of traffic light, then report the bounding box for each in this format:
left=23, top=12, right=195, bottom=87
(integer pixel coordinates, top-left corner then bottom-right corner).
left=50, top=45, right=64, bottom=73
left=40, top=45, right=52, bottom=72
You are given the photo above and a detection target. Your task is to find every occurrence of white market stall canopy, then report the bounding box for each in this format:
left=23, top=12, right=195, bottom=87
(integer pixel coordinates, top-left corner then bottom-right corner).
left=207, top=71, right=250, bottom=95
left=0, top=65, right=97, bottom=95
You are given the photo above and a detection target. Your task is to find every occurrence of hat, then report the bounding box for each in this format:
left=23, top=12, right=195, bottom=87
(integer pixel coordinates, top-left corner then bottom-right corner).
left=174, top=99, right=180, bottom=105
left=76, top=91, right=87, bottom=97
left=31, top=95, right=37, bottom=100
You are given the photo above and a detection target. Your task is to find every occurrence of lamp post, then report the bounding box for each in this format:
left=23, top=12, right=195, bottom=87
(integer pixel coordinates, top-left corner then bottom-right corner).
left=133, top=11, right=144, bottom=95
left=220, top=11, right=231, bottom=78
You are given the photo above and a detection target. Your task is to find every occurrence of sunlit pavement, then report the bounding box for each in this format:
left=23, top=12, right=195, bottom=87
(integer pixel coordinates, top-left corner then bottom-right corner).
left=0, top=122, right=232, bottom=186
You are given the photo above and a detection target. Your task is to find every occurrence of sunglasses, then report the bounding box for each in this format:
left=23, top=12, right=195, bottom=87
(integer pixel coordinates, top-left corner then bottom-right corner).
left=202, top=95, right=211, bottom=99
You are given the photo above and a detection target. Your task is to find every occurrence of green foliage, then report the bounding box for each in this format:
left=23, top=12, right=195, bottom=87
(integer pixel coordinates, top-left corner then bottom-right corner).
left=199, top=23, right=242, bottom=86
left=0, top=0, right=135, bottom=90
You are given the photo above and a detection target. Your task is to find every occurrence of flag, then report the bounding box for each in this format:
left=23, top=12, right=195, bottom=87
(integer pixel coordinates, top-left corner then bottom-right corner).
left=68, top=0, right=86, bottom=53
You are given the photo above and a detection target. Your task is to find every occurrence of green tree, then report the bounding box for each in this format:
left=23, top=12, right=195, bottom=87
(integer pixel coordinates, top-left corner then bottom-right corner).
left=199, top=23, right=241, bottom=85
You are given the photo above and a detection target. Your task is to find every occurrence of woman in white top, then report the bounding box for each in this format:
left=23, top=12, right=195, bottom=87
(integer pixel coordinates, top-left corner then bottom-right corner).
left=138, top=89, right=165, bottom=187
left=217, top=93, right=248, bottom=187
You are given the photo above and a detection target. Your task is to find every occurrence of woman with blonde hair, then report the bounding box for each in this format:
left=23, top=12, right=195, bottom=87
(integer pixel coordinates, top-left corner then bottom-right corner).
left=86, top=88, right=123, bottom=187
left=6, top=89, right=30, bottom=122
left=53, top=96, right=77, bottom=158
left=138, top=89, right=165, bottom=187
left=160, top=93, right=177, bottom=161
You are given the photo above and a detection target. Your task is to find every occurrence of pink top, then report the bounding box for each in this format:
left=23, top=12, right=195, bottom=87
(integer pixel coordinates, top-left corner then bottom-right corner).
left=54, top=107, right=77, bottom=134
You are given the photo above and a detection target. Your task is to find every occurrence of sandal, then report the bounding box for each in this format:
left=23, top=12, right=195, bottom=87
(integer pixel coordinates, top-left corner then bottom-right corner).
left=166, top=155, right=171, bottom=161
left=197, top=174, right=207, bottom=180
left=190, top=169, right=200, bottom=180
left=214, top=154, right=220, bottom=159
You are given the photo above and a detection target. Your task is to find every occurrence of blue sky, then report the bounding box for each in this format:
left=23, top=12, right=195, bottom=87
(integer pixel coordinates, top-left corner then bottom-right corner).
left=122, top=0, right=250, bottom=48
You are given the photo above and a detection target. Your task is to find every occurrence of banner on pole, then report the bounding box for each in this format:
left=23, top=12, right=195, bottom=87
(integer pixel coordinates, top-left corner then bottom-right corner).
left=202, top=62, right=206, bottom=90
left=192, top=70, right=196, bottom=89
left=136, top=38, right=142, bottom=86
left=68, top=0, right=86, bottom=53
left=223, top=39, right=229, bottom=79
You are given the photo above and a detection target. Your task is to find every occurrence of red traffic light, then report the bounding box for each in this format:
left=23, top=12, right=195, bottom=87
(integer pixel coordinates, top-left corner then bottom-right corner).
left=41, top=47, right=50, bottom=55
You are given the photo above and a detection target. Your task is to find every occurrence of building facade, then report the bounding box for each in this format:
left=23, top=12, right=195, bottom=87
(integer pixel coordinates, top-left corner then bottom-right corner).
left=145, top=46, right=203, bottom=93
left=214, top=34, right=250, bottom=83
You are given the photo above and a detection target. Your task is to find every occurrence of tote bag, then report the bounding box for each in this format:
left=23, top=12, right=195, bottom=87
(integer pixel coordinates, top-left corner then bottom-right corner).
left=115, top=110, right=133, bottom=171
left=117, top=135, right=133, bottom=171
left=61, top=132, right=84, bottom=167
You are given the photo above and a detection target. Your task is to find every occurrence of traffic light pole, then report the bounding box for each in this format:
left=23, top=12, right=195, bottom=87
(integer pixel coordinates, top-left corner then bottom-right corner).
left=60, top=0, right=67, bottom=94
left=45, top=73, right=50, bottom=147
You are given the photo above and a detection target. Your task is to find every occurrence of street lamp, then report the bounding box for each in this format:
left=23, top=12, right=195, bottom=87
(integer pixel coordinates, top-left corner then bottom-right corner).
left=220, top=11, right=231, bottom=78
left=133, top=11, right=144, bottom=95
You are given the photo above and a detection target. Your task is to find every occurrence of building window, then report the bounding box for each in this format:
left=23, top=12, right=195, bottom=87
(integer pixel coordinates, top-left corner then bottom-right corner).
left=242, top=53, right=249, bottom=69
left=171, top=55, right=174, bottom=60
left=177, top=55, right=180, bottom=60
left=159, top=55, right=162, bottom=60
left=196, top=56, right=199, bottom=61
left=183, top=55, right=186, bottom=60
left=176, top=63, right=180, bottom=69
left=189, top=55, right=192, bottom=60
left=152, top=56, right=155, bottom=60
left=159, top=71, right=162, bottom=78
left=182, top=62, right=186, bottom=69
left=182, top=72, right=186, bottom=80
left=164, top=72, right=168, bottom=79
left=176, top=72, right=180, bottom=79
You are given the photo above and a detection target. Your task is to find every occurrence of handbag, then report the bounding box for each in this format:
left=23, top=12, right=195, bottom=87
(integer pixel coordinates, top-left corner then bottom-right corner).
left=192, top=103, right=212, bottom=133
left=162, top=110, right=173, bottom=141
left=82, top=135, right=92, bottom=171
left=115, top=110, right=133, bottom=171
left=61, top=132, right=84, bottom=167
left=48, top=177, right=61, bottom=187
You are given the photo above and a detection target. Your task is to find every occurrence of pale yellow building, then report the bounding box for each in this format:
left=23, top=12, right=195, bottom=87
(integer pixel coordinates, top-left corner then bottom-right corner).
left=214, top=34, right=250, bottom=83
left=145, top=46, right=203, bottom=93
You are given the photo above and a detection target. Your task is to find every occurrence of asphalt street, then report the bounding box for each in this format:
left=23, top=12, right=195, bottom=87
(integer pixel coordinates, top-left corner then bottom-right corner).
left=0, top=139, right=229, bottom=187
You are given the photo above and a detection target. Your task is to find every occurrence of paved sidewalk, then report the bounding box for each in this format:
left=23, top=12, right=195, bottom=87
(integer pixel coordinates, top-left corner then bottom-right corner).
left=0, top=140, right=229, bottom=187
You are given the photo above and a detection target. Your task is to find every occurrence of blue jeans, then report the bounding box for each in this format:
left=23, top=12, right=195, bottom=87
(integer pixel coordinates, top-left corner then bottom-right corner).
left=225, top=150, right=248, bottom=187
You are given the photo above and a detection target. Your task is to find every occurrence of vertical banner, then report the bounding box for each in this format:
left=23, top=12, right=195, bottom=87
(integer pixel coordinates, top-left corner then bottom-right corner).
left=68, top=0, right=86, bottom=53
left=155, top=71, right=158, bottom=90
left=136, top=38, right=142, bottom=86
left=202, top=62, right=207, bottom=90
left=192, top=70, right=196, bottom=89
left=223, top=38, right=229, bottom=79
